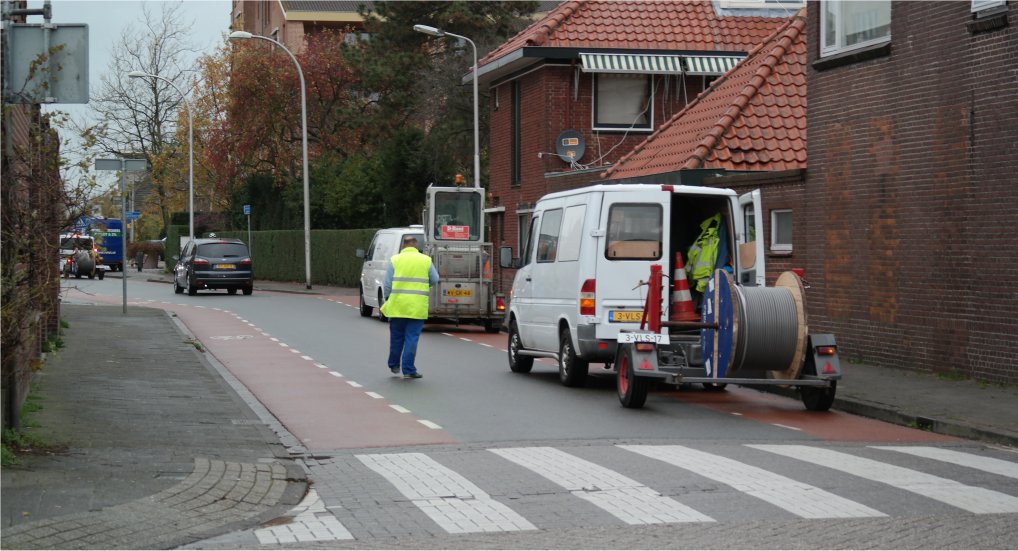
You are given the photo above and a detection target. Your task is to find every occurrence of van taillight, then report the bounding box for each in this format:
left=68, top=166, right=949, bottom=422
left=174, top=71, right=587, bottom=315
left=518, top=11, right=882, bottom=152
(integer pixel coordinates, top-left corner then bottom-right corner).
left=580, top=279, right=596, bottom=315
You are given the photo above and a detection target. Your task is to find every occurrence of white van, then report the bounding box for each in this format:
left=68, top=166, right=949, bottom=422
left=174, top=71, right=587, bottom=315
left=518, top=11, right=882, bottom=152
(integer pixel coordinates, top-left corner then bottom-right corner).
left=500, top=183, right=764, bottom=387
left=356, top=226, right=425, bottom=320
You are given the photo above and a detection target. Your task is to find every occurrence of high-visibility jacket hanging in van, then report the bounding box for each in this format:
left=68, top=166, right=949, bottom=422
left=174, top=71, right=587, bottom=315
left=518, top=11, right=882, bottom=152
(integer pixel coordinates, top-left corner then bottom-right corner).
left=686, top=213, right=721, bottom=293
left=381, top=248, right=432, bottom=319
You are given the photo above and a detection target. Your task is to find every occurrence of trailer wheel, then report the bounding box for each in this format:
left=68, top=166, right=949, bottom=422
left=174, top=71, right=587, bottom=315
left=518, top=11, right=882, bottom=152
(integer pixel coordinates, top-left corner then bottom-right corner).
left=558, top=330, right=588, bottom=387
left=359, top=286, right=372, bottom=317
left=800, top=381, right=837, bottom=411
left=701, top=382, right=728, bottom=391
left=508, top=321, right=533, bottom=373
left=617, top=346, right=648, bottom=408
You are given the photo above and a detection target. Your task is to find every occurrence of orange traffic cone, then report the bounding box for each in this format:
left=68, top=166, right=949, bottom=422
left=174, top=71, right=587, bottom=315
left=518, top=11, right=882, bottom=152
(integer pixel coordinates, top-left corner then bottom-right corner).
left=670, top=252, right=699, bottom=322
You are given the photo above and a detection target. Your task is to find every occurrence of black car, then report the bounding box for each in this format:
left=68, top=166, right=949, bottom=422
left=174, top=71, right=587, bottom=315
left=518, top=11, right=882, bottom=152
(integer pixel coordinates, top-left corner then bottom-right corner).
left=173, top=238, right=253, bottom=296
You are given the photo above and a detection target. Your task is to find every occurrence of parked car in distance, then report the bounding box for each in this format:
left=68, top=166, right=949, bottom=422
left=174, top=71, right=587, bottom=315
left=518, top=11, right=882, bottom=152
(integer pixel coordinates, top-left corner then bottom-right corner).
left=173, top=237, right=253, bottom=296
left=356, top=226, right=425, bottom=320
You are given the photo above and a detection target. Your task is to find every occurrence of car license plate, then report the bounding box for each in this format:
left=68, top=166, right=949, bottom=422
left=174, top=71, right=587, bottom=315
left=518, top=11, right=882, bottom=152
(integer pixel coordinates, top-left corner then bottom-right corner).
left=444, top=289, right=472, bottom=297
left=618, top=332, right=665, bottom=344
left=609, top=310, right=644, bottom=323
left=215, top=263, right=236, bottom=270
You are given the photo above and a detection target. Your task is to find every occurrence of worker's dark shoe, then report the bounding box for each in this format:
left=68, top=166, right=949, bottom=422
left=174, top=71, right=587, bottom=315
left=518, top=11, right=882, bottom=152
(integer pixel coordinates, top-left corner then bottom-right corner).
left=403, top=372, right=423, bottom=379
left=390, top=367, right=400, bottom=375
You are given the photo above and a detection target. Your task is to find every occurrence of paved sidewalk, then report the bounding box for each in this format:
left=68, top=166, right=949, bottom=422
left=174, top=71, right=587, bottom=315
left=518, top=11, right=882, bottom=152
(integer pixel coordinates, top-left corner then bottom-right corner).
left=1, top=304, right=307, bottom=550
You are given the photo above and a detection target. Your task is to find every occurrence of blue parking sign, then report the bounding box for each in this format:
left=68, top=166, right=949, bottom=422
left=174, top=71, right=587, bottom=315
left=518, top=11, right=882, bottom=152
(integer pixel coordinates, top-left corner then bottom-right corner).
left=243, top=204, right=251, bottom=216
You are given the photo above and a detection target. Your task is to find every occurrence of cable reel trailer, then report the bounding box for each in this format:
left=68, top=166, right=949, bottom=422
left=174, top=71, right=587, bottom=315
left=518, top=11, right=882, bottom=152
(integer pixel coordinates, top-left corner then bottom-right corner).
left=615, top=264, right=841, bottom=410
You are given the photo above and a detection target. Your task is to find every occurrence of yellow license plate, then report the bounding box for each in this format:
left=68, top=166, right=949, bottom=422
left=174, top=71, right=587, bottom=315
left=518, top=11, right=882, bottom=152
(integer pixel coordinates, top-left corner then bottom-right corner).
left=215, top=263, right=236, bottom=269
left=444, top=289, right=472, bottom=297
left=609, top=310, right=644, bottom=323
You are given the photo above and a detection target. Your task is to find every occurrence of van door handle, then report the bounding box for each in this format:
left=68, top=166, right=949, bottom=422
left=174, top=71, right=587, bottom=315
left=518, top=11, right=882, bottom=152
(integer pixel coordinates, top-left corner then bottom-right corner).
left=525, top=277, right=532, bottom=282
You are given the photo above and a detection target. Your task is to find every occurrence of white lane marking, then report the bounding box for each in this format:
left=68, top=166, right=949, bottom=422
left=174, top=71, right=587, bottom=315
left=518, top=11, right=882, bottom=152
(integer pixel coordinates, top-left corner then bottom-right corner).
left=479, top=343, right=493, bottom=348
left=731, top=412, right=743, bottom=416
left=365, top=392, right=384, bottom=399
left=290, top=348, right=301, bottom=354
left=459, top=337, right=471, bottom=342
left=255, top=489, right=353, bottom=544
left=750, top=445, right=1018, bottom=514
left=873, top=446, right=1018, bottom=480
left=247, top=323, right=256, bottom=327
left=270, top=337, right=279, bottom=342
left=441, top=333, right=454, bottom=337
left=499, top=349, right=508, bottom=353
left=261, top=332, right=271, bottom=337
left=301, top=355, right=313, bottom=361
left=771, top=423, right=802, bottom=431
left=314, top=363, right=328, bottom=369
left=195, top=305, right=206, bottom=309
left=239, top=319, right=248, bottom=323
left=418, top=420, right=442, bottom=429
left=623, top=445, right=884, bottom=519
left=491, top=447, right=712, bottom=524
left=212, top=308, right=222, bottom=311
left=279, top=343, right=289, bottom=348
left=346, top=381, right=363, bottom=388
left=390, top=405, right=411, bottom=414
left=356, top=453, right=535, bottom=534
left=329, top=372, right=343, bottom=378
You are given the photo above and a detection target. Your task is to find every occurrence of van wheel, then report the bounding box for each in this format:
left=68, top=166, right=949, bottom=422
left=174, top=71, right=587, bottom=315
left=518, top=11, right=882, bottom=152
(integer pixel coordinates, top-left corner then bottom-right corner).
left=617, top=346, right=649, bottom=408
left=508, top=321, right=533, bottom=373
left=377, top=291, right=387, bottom=322
left=558, top=329, right=589, bottom=387
left=359, top=287, right=372, bottom=317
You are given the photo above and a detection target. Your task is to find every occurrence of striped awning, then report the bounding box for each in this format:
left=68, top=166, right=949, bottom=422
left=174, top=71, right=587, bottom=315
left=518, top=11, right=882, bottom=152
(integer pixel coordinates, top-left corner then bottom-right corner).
left=580, top=53, right=684, bottom=75
left=683, top=56, right=744, bottom=76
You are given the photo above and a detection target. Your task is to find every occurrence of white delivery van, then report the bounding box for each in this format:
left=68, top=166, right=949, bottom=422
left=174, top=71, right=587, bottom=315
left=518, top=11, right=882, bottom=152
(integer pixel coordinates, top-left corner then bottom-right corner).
left=356, top=226, right=425, bottom=320
left=500, top=183, right=764, bottom=387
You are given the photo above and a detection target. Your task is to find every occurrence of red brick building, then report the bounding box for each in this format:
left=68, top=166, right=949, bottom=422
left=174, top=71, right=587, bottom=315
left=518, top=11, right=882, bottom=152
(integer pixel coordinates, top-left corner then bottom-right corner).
left=230, top=1, right=372, bottom=53
left=477, top=0, right=795, bottom=290
left=800, top=0, right=1018, bottom=383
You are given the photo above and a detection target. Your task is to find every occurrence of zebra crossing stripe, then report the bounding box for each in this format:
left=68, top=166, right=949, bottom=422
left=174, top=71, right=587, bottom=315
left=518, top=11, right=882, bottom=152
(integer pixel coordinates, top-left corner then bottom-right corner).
left=872, top=446, right=1018, bottom=480
left=621, top=445, right=884, bottom=519
left=490, top=447, right=713, bottom=524
left=356, top=453, right=535, bottom=534
left=255, top=489, right=353, bottom=544
left=750, top=445, right=1018, bottom=514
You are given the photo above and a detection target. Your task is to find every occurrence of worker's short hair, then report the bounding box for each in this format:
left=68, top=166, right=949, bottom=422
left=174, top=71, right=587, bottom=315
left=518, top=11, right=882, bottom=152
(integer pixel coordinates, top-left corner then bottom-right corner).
left=403, top=236, right=418, bottom=245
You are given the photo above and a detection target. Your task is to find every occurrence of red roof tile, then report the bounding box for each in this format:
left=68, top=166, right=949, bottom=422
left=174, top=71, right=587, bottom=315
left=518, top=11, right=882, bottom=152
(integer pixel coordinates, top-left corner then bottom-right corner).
left=480, top=0, right=789, bottom=67
left=603, top=13, right=807, bottom=179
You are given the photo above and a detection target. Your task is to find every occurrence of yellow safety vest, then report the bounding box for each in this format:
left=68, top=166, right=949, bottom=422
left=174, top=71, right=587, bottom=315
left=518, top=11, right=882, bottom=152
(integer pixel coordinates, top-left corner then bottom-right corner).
left=380, top=247, right=432, bottom=320
left=686, top=213, right=721, bottom=293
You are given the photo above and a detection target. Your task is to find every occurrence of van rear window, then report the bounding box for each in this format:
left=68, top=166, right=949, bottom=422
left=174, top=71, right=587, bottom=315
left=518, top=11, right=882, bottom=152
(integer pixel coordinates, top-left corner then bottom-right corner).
left=605, top=204, right=662, bottom=260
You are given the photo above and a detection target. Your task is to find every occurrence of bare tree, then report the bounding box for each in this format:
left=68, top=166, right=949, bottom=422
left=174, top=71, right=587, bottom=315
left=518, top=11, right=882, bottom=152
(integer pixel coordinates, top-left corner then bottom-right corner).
left=87, top=2, right=203, bottom=231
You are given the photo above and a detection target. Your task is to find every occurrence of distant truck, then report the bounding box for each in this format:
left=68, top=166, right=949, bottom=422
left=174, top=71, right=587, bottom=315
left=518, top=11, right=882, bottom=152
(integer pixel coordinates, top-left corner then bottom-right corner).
left=86, top=218, right=125, bottom=272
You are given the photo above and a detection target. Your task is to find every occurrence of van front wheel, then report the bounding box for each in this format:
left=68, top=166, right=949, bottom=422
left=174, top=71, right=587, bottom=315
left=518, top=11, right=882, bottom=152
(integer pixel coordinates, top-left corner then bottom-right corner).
left=359, top=287, right=373, bottom=317
left=558, top=330, right=589, bottom=387
left=508, top=322, right=533, bottom=373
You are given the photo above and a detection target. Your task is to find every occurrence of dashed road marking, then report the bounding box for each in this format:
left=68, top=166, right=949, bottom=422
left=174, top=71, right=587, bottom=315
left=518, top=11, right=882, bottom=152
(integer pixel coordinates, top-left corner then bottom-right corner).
left=491, top=447, right=713, bottom=525
left=270, top=337, right=279, bottom=342
left=750, top=445, right=1018, bottom=514
left=418, top=420, right=442, bottom=429
left=314, top=363, right=328, bottom=369
left=390, top=405, right=411, bottom=414
left=301, top=355, right=313, bottom=361
left=622, top=445, right=884, bottom=519
left=329, top=372, right=344, bottom=378
left=356, top=453, right=535, bottom=534
left=346, top=381, right=363, bottom=388
left=771, top=423, right=802, bottom=431
left=365, top=392, right=384, bottom=399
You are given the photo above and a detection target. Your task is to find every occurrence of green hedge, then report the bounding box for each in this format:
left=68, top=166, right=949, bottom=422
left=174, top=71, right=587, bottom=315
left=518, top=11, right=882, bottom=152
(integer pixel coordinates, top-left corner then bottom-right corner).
left=218, top=229, right=378, bottom=287
left=164, top=225, right=187, bottom=272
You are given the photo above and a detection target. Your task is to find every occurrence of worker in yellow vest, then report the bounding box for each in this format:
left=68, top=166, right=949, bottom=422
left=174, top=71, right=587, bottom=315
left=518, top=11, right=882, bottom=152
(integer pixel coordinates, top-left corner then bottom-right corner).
left=381, top=236, right=440, bottom=379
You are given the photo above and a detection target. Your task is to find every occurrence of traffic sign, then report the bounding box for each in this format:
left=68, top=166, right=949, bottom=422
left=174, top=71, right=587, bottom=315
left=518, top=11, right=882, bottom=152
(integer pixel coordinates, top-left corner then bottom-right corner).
left=243, top=204, right=251, bottom=216
left=126, top=211, right=142, bottom=221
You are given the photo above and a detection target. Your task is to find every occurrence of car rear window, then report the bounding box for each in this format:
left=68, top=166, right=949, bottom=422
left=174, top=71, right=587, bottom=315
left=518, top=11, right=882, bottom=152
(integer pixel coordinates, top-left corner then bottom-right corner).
left=196, top=243, right=249, bottom=258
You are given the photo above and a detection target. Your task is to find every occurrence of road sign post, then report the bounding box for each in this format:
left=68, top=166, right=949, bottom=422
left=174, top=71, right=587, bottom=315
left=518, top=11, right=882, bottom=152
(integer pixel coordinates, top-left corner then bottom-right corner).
left=95, top=158, right=148, bottom=313
left=243, top=204, right=252, bottom=256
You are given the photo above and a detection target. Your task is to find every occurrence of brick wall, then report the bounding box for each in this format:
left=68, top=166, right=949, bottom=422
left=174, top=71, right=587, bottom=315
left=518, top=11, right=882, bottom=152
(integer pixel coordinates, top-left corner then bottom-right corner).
left=806, top=2, right=1018, bottom=383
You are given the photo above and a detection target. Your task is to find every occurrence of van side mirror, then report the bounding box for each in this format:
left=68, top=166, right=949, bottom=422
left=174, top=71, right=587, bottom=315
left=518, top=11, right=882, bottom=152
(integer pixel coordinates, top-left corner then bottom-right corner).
left=355, top=248, right=365, bottom=259
left=499, top=246, right=514, bottom=269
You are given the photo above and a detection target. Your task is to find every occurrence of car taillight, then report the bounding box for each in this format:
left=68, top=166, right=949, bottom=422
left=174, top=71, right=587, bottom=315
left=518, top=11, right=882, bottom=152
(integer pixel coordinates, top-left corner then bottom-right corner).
left=496, top=296, right=506, bottom=311
left=193, top=258, right=210, bottom=266
left=240, top=258, right=252, bottom=265
left=580, top=279, right=596, bottom=316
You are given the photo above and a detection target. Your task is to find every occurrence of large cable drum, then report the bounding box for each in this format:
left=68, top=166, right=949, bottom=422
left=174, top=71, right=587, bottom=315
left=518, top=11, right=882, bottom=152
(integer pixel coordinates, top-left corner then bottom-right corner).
left=700, top=270, right=808, bottom=379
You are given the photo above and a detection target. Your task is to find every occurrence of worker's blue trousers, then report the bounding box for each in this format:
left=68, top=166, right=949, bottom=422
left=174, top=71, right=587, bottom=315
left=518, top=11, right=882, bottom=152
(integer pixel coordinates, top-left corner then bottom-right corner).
left=387, top=318, right=424, bottom=375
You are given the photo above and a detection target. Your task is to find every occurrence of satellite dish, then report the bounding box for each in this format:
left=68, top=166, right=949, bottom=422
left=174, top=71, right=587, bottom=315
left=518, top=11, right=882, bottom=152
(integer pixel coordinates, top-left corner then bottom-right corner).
left=555, top=130, right=586, bottom=164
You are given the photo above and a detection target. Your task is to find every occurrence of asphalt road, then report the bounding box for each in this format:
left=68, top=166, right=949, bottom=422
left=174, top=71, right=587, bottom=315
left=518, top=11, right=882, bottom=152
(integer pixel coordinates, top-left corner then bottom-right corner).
left=62, top=277, right=1018, bottom=549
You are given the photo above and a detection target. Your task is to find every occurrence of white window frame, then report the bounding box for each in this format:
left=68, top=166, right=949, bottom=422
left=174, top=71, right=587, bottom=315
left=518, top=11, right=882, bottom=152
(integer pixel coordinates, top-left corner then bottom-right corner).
left=517, top=208, right=532, bottom=256
left=592, top=73, right=654, bottom=133
left=770, top=209, right=793, bottom=253
left=972, top=0, right=1006, bottom=13
left=820, top=0, right=891, bottom=58
left=719, top=0, right=805, bottom=9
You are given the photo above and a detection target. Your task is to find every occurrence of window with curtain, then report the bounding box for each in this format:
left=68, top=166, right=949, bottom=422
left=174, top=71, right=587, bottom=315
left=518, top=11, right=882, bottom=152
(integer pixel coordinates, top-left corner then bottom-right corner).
left=593, top=74, right=652, bottom=132
left=821, top=0, right=891, bottom=57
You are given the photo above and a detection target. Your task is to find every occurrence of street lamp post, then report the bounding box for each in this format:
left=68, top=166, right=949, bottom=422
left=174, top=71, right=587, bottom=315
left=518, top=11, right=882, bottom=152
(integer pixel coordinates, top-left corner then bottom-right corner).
left=229, top=31, right=312, bottom=289
left=127, top=70, right=194, bottom=243
left=413, top=24, right=480, bottom=189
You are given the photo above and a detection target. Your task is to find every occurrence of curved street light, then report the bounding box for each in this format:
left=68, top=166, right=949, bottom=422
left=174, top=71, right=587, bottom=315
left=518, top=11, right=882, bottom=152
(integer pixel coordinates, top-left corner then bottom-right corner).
left=413, top=24, right=480, bottom=189
left=229, top=30, right=312, bottom=289
left=127, top=70, right=194, bottom=242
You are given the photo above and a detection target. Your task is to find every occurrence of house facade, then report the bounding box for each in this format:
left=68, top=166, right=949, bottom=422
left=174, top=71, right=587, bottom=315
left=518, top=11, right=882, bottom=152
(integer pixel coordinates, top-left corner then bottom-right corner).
left=802, top=0, right=1018, bottom=383
left=477, top=0, right=797, bottom=290
left=230, top=1, right=372, bottom=52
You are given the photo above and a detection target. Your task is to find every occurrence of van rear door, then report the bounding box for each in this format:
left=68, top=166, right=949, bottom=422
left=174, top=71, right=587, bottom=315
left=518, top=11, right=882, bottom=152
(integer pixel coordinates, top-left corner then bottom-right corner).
left=594, top=189, right=670, bottom=341
left=737, top=189, right=766, bottom=286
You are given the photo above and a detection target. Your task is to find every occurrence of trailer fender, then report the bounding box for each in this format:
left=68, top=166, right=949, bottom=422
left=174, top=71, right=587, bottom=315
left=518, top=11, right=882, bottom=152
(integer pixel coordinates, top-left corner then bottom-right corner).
left=806, top=333, right=841, bottom=380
